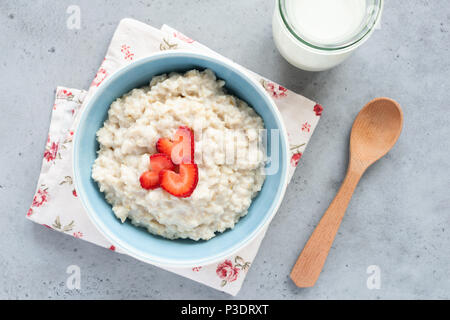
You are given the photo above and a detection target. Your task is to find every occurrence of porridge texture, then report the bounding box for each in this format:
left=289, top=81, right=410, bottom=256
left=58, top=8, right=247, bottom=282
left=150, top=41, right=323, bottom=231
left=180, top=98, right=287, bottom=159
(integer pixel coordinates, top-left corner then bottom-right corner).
left=92, top=69, right=266, bottom=240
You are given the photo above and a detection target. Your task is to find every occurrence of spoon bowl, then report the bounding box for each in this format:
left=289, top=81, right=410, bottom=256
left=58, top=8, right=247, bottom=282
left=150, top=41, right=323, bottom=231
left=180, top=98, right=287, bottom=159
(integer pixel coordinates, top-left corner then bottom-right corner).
left=350, top=97, right=403, bottom=169
left=290, top=97, right=403, bottom=287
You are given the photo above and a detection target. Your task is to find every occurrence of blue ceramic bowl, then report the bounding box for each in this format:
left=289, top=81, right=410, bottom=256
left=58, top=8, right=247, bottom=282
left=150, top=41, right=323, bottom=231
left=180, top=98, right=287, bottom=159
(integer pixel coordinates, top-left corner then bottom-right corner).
left=73, top=51, right=289, bottom=267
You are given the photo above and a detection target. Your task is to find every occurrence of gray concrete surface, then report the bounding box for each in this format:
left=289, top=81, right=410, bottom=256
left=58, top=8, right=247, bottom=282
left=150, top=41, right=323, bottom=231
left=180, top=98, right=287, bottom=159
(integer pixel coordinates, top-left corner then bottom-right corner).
left=1, top=0, right=449, bottom=299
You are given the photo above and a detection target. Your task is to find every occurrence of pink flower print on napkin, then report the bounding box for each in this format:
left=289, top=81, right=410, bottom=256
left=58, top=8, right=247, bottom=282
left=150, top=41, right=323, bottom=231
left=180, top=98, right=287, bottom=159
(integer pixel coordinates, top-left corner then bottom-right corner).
left=65, top=131, right=74, bottom=143
left=32, top=187, right=49, bottom=207
left=120, top=44, right=135, bottom=61
left=173, top=31, right=194, bottom=43
left=26, top=208, right=33, bottom=217
left=261, top=79, right=288, bottom=99
left=290, top=143, right=305, bottom=167
left=91, top=67, right=108, bottom=87
left=56, top=89, right=74, bottom=100
left=314, top=104, right=324, bottom=116
left=301, top=122, right=311, bottom=133
left=291, top=152, right=302, bottom=167
left=44, top=140, right=59, bottom=162
left=109, top=245, right=116, bottom=251
left=216, top=260, right=239, bottom=286
left=73, top=231, right=83, bottom=238
left=192, top=266, right=202, bottom=272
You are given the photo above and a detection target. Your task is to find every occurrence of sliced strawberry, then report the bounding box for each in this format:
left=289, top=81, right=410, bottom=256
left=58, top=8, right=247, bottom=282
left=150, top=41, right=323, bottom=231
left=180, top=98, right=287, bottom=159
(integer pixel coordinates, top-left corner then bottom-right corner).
left=139, top=171, right=160, bottom=190
left=139, top=153, right=174, bottom=190
left=156, top=126, right=194, bottom=164
left=149, top=153, right=174, bottom=172
left=174, top=126, right=195, bottom=164
left=156, top=137, right=174, bottom=159
left=160, top=163, right=198, bottom=198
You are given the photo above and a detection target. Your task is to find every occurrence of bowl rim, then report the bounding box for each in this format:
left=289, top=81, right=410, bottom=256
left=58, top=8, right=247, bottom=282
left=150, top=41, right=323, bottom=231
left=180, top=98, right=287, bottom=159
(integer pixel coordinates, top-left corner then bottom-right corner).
left=73, top=50, right=290, bottom=267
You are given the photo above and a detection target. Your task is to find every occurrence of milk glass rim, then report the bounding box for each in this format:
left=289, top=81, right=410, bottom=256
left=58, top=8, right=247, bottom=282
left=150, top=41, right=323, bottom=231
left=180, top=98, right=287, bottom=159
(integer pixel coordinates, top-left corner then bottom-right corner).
left=278, top=0, right=384, bottom=52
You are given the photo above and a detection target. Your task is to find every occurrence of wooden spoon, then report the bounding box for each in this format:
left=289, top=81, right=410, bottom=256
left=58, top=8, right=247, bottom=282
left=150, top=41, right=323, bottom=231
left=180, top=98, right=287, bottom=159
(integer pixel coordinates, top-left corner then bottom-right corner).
left=290, top=97, right=403, bottom=287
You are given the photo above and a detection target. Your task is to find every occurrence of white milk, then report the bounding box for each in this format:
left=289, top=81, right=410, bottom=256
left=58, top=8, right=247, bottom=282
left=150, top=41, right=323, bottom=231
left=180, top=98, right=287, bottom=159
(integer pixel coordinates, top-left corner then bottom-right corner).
left=285, top=0, right=366, bottom=45
left=272, top=0, right=383, bottom=71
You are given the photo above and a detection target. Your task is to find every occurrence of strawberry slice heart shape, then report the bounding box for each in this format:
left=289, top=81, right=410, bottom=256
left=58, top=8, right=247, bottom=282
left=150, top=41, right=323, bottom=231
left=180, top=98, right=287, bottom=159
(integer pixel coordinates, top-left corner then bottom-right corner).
left=160, top=163, right=198, bottom=198
left=156, top=126, right=194, bottom=164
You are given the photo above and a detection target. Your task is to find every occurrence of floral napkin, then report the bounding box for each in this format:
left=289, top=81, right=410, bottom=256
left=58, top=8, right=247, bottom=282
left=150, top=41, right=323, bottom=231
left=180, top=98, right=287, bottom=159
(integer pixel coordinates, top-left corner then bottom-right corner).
left=26, top=19, right=322, bottom=296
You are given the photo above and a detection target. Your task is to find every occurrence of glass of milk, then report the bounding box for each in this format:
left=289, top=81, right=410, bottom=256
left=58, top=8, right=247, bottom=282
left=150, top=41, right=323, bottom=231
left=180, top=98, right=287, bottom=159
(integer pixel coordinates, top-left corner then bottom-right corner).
left=273, top=0, right=384, bottom=71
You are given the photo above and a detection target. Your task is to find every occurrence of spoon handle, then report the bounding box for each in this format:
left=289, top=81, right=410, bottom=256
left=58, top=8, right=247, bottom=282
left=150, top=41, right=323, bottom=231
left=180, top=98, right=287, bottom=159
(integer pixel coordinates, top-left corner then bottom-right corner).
left=290, top=168, right=363, bottom=287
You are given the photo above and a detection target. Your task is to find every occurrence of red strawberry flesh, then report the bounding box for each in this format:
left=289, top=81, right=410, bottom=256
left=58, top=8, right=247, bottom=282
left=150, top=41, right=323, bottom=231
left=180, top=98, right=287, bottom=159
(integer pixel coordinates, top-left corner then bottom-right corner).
left=139, top=171, right=159, bottom=190
left=149, top=153, right=174, bottom=172
left=139, top=153, right=174, bottom=190
left=160, top=163, right=198, bottom=198
left=156, top=126, right=194, bottom=164
left=156, top=137, right=174, bottom=160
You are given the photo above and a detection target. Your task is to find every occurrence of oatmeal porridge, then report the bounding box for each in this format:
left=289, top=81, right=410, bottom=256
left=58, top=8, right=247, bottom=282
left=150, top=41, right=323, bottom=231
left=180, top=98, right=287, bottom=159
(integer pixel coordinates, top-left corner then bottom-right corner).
left=92, top=69, right=266, bottom=240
